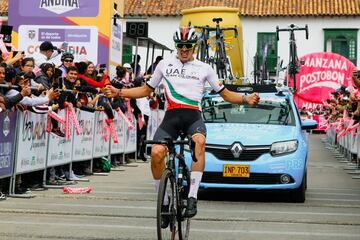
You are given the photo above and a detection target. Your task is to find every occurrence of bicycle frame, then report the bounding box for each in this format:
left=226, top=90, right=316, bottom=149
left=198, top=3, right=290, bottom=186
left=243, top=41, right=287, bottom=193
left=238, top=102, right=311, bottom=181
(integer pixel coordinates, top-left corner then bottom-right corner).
left=276, top=24, right=308, bottom=91
left=144, top=137, right=194, bottom=240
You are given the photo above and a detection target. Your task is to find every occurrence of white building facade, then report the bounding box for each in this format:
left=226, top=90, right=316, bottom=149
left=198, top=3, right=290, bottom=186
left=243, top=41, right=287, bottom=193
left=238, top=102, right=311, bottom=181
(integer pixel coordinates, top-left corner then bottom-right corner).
left=125, top=14, right=360, bottom=81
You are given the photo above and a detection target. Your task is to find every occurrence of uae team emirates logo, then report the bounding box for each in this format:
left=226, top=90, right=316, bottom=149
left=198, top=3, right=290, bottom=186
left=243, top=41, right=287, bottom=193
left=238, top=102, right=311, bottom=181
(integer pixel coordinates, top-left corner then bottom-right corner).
left=289, top=52, right=356, bottom=109
left=39, top=0, right=80, bottom=15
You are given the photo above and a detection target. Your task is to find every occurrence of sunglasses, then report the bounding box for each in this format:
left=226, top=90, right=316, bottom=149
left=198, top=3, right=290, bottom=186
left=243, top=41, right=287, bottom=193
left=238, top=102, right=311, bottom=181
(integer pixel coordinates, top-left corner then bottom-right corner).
left=175, top=43, right=196, bottom=50
left=64, top=59, right=73, bottom=63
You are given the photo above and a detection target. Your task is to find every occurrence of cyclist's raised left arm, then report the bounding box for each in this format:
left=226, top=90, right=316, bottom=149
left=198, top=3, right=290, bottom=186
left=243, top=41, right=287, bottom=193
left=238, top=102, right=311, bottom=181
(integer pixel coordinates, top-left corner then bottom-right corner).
left=220, top=88, right=259, bottom=106
left=205, top=65, right=260, bottom=106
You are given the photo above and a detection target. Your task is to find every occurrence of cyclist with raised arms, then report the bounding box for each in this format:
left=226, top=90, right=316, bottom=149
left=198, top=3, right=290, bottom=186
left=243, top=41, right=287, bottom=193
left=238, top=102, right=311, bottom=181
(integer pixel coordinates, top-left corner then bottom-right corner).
left=105, top=26, right=260, bottom=220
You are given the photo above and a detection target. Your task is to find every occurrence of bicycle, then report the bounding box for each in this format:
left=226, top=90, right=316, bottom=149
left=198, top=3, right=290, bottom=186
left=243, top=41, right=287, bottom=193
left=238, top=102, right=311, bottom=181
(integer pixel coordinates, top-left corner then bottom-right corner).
left=193, top=25, right=211, bottom=64
left=144, top=134, right=196, bottom=240
left=276, top=23, right=308, bottom=91
left=193, top=18, right=238, bottom=81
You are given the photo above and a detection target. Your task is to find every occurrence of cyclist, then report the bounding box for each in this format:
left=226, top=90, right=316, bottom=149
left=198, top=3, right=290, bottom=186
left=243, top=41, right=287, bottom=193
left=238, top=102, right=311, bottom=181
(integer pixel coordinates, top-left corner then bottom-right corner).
left=105, top=26, right=260, bottom=220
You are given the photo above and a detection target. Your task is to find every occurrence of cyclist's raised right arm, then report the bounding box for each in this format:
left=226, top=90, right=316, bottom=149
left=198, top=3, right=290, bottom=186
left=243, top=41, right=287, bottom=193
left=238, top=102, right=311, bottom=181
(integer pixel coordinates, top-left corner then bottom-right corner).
left=104, top=60, right=164, bottom=99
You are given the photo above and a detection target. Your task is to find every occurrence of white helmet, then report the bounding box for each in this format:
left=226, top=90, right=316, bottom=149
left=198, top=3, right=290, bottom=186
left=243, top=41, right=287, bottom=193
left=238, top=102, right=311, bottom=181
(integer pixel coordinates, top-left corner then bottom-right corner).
left=173, top=26, right=198, bottom=44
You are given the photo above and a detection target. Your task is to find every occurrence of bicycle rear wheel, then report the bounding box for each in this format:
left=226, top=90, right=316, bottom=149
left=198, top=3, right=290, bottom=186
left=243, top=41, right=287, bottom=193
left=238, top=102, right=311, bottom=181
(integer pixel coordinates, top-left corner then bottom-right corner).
left=157, top=168, right=178, bottom=240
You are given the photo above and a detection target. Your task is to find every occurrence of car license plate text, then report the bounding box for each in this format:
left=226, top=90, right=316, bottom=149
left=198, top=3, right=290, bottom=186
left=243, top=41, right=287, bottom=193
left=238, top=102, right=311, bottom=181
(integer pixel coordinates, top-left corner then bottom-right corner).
left=223, top=164, right=250, bottom=177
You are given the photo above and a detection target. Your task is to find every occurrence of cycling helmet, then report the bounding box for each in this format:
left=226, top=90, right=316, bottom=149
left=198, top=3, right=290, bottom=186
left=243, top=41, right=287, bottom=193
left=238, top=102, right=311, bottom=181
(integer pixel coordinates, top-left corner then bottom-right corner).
left=173, top=26, right=198, bottom=43
left=61, top=52, right=74, bottom=62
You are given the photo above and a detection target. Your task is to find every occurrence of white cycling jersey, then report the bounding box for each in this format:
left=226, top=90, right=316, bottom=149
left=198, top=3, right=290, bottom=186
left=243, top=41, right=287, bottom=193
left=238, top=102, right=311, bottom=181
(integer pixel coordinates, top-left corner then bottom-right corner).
left=147, top=56, right=225, bottom=111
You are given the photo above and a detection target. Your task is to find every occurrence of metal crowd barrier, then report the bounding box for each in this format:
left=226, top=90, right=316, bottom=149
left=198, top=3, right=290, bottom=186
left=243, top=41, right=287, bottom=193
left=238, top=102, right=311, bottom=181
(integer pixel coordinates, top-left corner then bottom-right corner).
left=325, top=124, right=360, bottom=179
left=0, top=109, right=137, bottom=197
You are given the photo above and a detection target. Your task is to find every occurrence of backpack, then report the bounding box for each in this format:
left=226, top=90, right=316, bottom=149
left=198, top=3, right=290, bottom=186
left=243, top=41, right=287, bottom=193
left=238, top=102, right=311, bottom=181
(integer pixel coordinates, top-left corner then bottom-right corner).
left=95, top=157, right=111, bottom=172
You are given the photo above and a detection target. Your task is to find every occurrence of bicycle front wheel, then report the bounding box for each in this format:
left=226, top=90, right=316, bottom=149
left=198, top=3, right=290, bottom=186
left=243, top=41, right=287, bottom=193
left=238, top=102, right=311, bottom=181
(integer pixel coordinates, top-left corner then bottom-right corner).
left=177, top=168, right=191, bottom=240
left=157, top=168, right=178, bottom=240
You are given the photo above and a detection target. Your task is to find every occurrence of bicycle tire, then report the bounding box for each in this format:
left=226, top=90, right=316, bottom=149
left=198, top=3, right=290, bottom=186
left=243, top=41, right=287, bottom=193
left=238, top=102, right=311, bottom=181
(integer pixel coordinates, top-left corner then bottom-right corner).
left=157, top=168, right=178, bottom=240
left=197, top=40, right=208, bottom=63
left=177, top=167, right=191, bottom=240
left=216, top=41, right=227, bottom=79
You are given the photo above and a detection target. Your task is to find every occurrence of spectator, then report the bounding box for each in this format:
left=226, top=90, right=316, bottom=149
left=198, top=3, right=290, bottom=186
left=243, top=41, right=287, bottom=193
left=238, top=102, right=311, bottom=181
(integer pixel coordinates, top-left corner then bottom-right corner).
left=85, top=61, right=96, bottom=79
left=0, top=63, right=28, bottom=109
left=34, top=63, right=55, bottom=90
left=146, top=56, right=163, bottom=74
left=58, top=52, right=74, bottom=78
left=130, top=54, right=141, bottom=78
left=31, top=41, right=64, bottom=68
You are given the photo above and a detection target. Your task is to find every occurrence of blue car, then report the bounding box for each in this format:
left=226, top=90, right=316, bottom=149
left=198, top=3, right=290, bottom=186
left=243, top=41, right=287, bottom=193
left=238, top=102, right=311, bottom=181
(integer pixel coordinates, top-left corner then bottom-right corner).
left=185, top=85, right=317, bottom=202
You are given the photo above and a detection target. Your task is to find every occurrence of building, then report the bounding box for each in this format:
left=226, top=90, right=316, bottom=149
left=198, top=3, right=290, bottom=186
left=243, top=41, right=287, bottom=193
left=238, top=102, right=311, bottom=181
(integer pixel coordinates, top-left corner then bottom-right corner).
left=1, top=1, right=360, bottom=79
left=124, top=0, right=360, bottom=80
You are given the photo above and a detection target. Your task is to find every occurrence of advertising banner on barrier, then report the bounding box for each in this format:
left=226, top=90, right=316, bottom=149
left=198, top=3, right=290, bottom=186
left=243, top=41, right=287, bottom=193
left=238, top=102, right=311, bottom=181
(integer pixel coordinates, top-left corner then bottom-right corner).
left=47, top=110, right=73, bottom=168
left=93, top=112, right=110, bottom=158
left=72, top=110, right=95, bottom=162
left=111, top=110, right=125, bottom=154
left=18, top=25, right=99, bottom=65
left=0, top=112, right=17, bottom=179
left=125, top=114, right=137, bottom=153
left=16, top=111, right=48, bottom=174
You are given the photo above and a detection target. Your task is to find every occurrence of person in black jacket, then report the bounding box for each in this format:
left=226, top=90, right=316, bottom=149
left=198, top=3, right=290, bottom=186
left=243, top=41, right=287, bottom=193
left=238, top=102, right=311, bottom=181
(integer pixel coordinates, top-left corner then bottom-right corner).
left=0, top=62, right=30, bottom=109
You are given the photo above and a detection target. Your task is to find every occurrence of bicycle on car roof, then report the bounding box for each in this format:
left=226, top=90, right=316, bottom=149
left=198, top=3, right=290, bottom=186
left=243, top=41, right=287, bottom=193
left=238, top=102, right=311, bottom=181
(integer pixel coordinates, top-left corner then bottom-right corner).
left=276, top=23, right=309, bottom=91
left=193, top=18, right=238, bottom=82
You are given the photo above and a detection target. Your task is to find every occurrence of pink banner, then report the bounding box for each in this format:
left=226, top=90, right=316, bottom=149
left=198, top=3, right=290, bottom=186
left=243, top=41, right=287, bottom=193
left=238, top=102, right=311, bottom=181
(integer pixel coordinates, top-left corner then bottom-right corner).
left=312, top=115, right=327, bottom=131
left=288, top=52, right=356, bottom=110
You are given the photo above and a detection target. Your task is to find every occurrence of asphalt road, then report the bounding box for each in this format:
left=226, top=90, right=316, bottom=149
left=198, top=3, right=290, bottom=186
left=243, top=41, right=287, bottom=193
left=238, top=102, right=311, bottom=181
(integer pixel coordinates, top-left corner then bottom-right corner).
left=0, top=134, right=359, bottom=240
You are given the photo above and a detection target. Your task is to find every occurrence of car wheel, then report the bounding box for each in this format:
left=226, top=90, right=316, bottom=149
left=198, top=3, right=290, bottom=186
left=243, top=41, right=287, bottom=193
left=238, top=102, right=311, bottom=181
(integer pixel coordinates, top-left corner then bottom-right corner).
left=289, top=172, right=306, bottom=203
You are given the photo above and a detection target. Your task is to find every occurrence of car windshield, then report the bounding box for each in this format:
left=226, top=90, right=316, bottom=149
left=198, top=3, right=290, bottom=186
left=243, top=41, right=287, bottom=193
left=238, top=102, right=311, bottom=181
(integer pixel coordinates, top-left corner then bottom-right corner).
left=202, top=95, right=296, bottom=125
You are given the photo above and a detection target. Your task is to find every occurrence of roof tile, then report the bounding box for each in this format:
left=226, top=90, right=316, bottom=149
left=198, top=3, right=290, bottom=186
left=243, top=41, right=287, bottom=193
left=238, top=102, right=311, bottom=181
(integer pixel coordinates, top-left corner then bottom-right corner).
left=0, top=0, right=359, bottom=17
left=124, top=0, right=360, bottom=17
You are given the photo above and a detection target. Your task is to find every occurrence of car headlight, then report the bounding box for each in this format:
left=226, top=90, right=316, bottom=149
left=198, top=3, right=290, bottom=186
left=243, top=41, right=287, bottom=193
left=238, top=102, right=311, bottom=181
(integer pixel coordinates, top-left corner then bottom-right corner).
left=270, top=140, right=298, bottom=156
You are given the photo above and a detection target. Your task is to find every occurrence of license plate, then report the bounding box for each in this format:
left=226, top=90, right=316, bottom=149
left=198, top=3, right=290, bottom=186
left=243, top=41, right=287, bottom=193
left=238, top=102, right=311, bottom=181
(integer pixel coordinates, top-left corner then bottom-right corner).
left=223, top=164, right=250, bottom=177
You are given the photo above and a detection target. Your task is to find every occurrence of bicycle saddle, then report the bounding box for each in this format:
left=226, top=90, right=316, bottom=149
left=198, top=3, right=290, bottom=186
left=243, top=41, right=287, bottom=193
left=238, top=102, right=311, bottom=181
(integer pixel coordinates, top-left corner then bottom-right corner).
left=212, top=18, right=222, bottom=23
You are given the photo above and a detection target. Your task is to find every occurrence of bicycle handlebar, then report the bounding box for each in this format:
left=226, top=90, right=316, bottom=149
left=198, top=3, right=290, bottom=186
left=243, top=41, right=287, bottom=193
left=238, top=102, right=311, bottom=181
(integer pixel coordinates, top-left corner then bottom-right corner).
left=144, top=138, right=198, bottom=162
left=276, top=24, right=309, bottom=41
left=193, top=25, right=238, bottom=37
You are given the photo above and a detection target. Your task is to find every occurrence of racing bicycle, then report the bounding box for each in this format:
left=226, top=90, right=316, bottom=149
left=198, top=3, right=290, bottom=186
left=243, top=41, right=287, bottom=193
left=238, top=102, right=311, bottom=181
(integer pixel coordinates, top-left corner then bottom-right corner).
left=145, top=134, right=196, bottom=240
left=276, top=24, right=308, bottom=91
left=193, top=18, right=238, bottom=81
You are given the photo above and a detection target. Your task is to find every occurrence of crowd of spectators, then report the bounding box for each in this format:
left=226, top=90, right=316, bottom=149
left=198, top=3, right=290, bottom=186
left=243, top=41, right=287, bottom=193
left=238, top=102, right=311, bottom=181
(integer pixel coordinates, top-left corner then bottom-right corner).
left=0, top=40, right=164, bottom=194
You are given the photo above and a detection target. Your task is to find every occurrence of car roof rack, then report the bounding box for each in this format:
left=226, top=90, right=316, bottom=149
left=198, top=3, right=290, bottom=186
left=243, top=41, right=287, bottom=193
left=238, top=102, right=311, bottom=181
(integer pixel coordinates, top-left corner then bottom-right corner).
left=224, top=84, right=277, bottom=93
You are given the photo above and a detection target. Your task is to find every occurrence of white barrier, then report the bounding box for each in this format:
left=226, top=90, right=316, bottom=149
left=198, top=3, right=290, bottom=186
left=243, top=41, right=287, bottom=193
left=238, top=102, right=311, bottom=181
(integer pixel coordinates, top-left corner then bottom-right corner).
left=146, top=109, right=165, bottom=141
left=47, top=110, right=73, bottom=168
left=72, top=110, right=95, bottom=162
left=93, top=111, right=110, bottom=158
left=124, top=114, right=137, bottom=154
left=110, top=110, right=125, bottom=154
left=15, top=111, right=48, bottom=174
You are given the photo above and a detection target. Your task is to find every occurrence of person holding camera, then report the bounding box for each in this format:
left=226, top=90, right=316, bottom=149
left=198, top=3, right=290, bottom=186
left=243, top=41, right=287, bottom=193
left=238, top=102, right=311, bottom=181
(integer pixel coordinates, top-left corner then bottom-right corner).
left=0, top=63, right=30, bottom=109
left=31, top=41, right=67, bottom=68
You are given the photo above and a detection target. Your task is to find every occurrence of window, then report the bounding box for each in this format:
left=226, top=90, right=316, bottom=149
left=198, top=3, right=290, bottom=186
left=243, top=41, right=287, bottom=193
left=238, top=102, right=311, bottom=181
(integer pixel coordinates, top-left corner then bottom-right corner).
left=122, top=44, right=132, bottom=64
left=324, top=29, right=358, bottom=65
left=257, top=32, right=278, bottom=75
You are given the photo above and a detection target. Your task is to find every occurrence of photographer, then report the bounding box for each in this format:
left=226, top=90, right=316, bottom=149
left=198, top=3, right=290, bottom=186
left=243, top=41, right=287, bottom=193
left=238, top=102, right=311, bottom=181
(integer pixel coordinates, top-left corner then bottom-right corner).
left=0, top=63, right=29, bottom=109
left=31, top=41, right=66, bottom=68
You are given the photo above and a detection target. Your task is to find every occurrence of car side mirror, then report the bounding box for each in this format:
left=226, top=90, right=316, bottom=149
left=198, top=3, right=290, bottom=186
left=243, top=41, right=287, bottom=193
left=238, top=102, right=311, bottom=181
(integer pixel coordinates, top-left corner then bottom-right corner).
left=301, top=119, right=317, bottom=130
